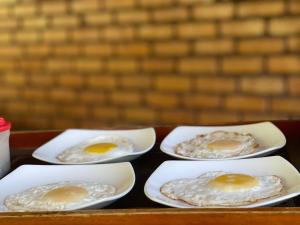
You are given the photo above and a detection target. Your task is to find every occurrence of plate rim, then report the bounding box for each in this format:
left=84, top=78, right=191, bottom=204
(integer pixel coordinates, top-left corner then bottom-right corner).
left=144, top=156, right=300, bottom=208
left=0, top=162, right=136, bottom=211
left=160, top=121, right=286, bottom=160
left=32, top=127, right=156, bottom=164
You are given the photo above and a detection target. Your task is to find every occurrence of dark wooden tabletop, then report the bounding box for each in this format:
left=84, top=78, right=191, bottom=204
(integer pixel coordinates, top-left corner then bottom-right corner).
left=3, top=121, right=300, bottom=225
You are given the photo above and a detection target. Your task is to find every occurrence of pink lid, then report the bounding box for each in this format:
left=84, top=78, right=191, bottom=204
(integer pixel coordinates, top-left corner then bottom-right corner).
left=0, top=118, right=11, bottom=132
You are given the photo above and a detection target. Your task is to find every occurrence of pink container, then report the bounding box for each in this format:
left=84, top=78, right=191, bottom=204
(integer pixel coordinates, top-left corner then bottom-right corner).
left=0, top=117, right=11, bottom=178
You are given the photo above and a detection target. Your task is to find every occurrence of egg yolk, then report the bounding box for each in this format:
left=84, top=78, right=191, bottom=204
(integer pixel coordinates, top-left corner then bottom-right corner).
left=41, top=186, right=88, bottom=203
left=84, top=143, right=117, bottom=154
left=207, top=140, right=241, bottom=151
left=209, top=174, right=259, bottom=192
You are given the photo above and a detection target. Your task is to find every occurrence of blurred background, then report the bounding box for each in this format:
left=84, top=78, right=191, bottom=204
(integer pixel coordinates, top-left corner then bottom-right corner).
left=0, top=0, right=299, bottom=130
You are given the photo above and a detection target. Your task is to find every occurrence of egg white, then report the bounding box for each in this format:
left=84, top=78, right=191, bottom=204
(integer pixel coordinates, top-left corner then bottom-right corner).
left=160, top=171, right=283, bottom=207
left=57, top=135, right=135, bottom=163
left=4, top=181, right=116, bottom=212
left=175, top=131, right=257, bottom=159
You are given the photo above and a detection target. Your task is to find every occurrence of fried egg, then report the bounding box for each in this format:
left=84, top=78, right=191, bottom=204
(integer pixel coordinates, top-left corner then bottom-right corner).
left=160, top=171, right=283, bottom=207
left=57, top=135, right=135, bottom=163
left=175, top=131, right=258, bottom=159
left=4, top=181, right=116, bottom=211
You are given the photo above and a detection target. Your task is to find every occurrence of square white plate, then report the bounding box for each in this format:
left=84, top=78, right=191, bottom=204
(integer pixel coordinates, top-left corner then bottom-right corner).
left=144, top=156, right=300, bottom=208
left=160, top=122, right=286, bottom=160
left=0, top=162, right=135, bottom=211
left=33, top=127, right=156, bottom=164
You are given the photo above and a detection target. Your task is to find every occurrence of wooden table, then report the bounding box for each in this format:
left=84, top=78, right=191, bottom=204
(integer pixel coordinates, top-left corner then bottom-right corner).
left=3, top=121, right=300, bottom=225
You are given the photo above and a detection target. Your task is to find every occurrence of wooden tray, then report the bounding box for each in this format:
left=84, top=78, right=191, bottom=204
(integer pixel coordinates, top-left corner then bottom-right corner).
left=3, top=121, right=300, bottom=225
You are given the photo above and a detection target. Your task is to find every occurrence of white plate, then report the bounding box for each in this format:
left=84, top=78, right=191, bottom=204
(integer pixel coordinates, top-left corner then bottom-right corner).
left=144, top=156, right=300, bottom=208
left=0, top=162, right=135, bottom=211
left=160, top=122, right=286, bottom=160
left=33, top=127, right=156, bottom=164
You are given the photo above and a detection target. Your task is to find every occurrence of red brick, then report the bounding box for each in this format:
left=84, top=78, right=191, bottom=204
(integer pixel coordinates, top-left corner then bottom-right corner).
left=52, top=16, right=79, bottom=28
left=196, top=77, right=236, bottom=93
left=120, top=76, right=151, bottom=89
left=225, top=96, right=267, bottom=112
left=153, top=8, right=188, bottom=22
left=222, top=57, right=263, bottom=74
left=0, top=46, right=22, bottom=57
left=154, top=42, right=189, bottom=56
left=142, top=59, right=174, bottom=72
left=140, top=25, right=173, bottom=39
left=112, top=92, right=141, bottom=105
left=105, top=0, right=135, bottom=9
left=3, top=73, right=26, bottom=86
left=47, top=59, right=72, bottom=71
left=0, top=7, right=10, bottom=17
left=242, top=114, right=286, bottom=122
left=270, top=18, right=300, bottom=35
left=6, top=102, right=29, bottom=114
left=76, top=59, right=102, bottom=71
left=288, top=37, right=300, bottom=52
left=289, top=1, right=300, bottom=14
left=71, top=29, right=100, bottom=42
left=26, top=45, right=49, bottom=56
left=43, top=30, right=67, bottom=43
left=238, top=39, right=285, bottom=54
left=272, top=99, right=300, bottom=114
left=241, top=77, right=285, bottom=95
left=0, top=60, right=15, bottom=70
left=104, top=26, right=134, bottom=41
left=57, top=74, right=83, bottom=88
left=177, top=22, right=216, bottom=38
left=194, top=3, right=233, bottom=19
left=85, top=13, right=112, bottom=25
left=80, top=92, right=106, bottom=103
left=19, top=60, right=44, bottom=72
left=86, top=75, right=116, bottom=89
left=221, top=20, right=265, bottom=37
left=31, top=104, right=56, bottom=115
left=268, top=56, right=300, bottom=74
left=41, top=2, right=67, bottom=14
left=83, top=44, right=112, bottom=56
left=155, top=76, right=191, bottom=92
left=160, top=111, right=196, bottom=125
left=0, top=33, right=11, bottom=43
left=195, top=39, right=233, bottom=55
left=53, top=119, right=79, bottom=129
left=198, top=112, right=240, bottom=124
left=53, top=45, right=80, bottom=56
left=58, top=106, right=88, bottom=119
left=115, top=43, right=150, bottom=57
left=183, top=95, right=221, bottom=109
left=238, top=1, right=284, bottom=17
left=117, top=10, right=149, bottom=24
left=50, top=89, right=76, bottom=103
left=15, top=31, right=39, bottom=43
left=108, top=59, right=137, bottom=72
left=23, top=89, right=46, bottom=101
left=288, top=77, right=300, bottom=95
left=124, top=108, right=156, bottom=123
left=30, top=74, right=54, bottom=86
left=14, top=3, right=36, bottom=16
left=179, top=58, right=217, bottom=74
left=23, top=17, right=47, bottom=29
left=72, top=0, right=100, bottom=13
left=139, top=0, right=174, bottom=7
left=93, top=107, right=120, bottom=120
left=0, top=19, right=17, bottom=29
left=0, top=87, right=18, bottom=99
left=146, top=93, right=178, bottom=108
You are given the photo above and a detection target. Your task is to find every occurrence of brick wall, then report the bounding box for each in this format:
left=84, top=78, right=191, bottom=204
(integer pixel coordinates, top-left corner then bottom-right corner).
left=0, top=0, right=299, bottom=130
